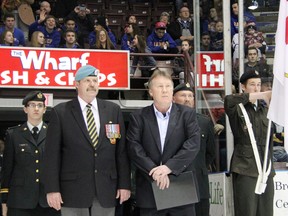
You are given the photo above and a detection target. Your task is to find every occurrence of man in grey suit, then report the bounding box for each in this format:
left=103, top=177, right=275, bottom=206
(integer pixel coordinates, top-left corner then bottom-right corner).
left=43, top=65, right=131, bottom=216
left=127, top=69, right=200, bottom=216
left=173, top=83, right=215, bottom=216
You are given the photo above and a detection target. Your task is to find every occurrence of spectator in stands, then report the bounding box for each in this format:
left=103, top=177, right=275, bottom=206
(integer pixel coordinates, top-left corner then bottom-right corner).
left=29, top=13, right=61, bottom=48
left=29, top=31, right=45, bottom=47
left=147, top=21, right=178, bottom=60
left=174, top=39, right=194, bottom=76
left=131, top=34, right=156, bottom=77
left=244, top=22, right=267, bottom=60
left=167, top=6, right=194, bottom=46
left=59, top=17, right=78, bottom=46
left=0, top=13, right=25, bottom=46
left=208, top=20, right=216, bottom=36
left=89, top=16, right=117, bottom=48
left=208, top=7, right=220, bottom=22
left=159, top=12, right=170, bottom=26
left=200, top=32, right=214, bottom=51
left=149, top=11, right=171, bottom=37
left=62, top=17, right=77, bottom=32
left=121, top=23, right=141, bottom=52
left=0, top=30, right=14, bottom=46
left=35, top=1, right=51, bottom=19
left=244, top=47, right=272, bottom=76
left=90, top=27, right=115, bottom=50
left=231, top=1, right=256, bottom=37
left=67, top=4, right=95, bottom=47
left=126, top=14, right=137, bottom=25
left=61, top=30, right=80, bottom=49
left=211, top=20, right=224, bottom=51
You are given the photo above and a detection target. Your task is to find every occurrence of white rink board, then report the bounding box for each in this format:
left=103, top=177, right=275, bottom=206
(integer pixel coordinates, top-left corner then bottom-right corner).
left=209, top=171, right=288, bottom=216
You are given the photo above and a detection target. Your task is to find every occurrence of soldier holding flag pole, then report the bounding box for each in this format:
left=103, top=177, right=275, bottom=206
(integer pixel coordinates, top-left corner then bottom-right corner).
left=224, top=70, right=274, bottom=216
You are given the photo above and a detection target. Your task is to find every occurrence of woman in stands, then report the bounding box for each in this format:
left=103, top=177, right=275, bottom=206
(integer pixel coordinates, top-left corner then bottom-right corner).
left=121, top=23, right=141, bottom=52
left=90, top=27, right=115, bottom=50
left=0, top=30, right=14, bottom=46
left=30, top=31, right=46, bottom=47
left=131, top=34, right=156, bottom=77
left=89, top=16, right=117, bottom=48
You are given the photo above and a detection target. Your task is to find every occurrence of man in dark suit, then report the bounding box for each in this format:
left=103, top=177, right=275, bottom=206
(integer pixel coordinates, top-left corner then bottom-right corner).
left=127, top=69, right=200, bottom=216
left=173, top=83, right=215, bottom=216
left=43, top=65, right=131, bottom=216
left=0, top=91, right=60, bottom=216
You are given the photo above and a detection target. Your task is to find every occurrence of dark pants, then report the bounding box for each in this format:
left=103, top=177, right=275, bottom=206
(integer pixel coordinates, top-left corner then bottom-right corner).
left=232, top=173, right=274, bottom=216
left=8, top=204, right=60, bottom=216
left=139, top=204, right=195, bottom=216
left=195, top=198, right=210, bottom=216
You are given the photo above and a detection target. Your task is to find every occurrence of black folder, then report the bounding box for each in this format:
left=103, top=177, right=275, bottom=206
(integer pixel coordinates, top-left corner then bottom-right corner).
left=151, top=171, right=199, bottom=210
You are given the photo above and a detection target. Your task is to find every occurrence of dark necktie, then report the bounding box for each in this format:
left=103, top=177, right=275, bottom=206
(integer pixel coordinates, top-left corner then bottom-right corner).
left=86, top=104, right=98, bottom=148
left=32, top=127, right=39, bottom=141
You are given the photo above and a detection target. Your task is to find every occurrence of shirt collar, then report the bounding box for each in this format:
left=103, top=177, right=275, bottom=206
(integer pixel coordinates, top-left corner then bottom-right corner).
left=153, top=103, right=172, bottom=118
left=78, top=96, right=98, bottom=111
left=27, top=121, right=43, bottom=132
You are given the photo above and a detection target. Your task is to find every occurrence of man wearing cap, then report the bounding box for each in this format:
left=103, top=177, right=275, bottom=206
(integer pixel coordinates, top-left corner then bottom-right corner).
left=147, top=21, right=178, bottom=60
left=173, top=83, right=215, bottom=216
left=224, top=70, right=274, bottom=216
left=43, top=65, right=131, bottom=216
left=1, top=91, right=60, bottom=216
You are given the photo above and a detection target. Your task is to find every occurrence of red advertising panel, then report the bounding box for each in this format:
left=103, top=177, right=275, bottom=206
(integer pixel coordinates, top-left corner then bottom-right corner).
left=196, top=52, right=224, bottom=89
left=0, top=47, right=130, bottom=89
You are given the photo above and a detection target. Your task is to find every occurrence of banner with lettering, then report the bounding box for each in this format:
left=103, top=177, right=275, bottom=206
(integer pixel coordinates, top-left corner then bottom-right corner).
left=0, top=47, right=130, bottom=89
left=196, top=52, right=224, bottom=89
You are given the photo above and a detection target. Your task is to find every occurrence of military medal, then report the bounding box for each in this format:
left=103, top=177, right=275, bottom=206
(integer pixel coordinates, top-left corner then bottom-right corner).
left=105, top=121, right=121, bottom=144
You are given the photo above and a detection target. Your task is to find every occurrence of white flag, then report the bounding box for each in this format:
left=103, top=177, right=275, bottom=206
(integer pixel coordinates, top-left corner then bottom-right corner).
left=267, top=0, right=288, bottom=151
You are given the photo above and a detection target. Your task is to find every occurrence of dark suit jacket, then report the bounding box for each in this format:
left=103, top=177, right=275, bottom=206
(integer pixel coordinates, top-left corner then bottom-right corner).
left=43, top=98, right=131, bottom=208
left=1, top=122, right=49, bottom=209
left=127, top=103, right=200, bottom=208
left=194, top=114, right=215, bottom=199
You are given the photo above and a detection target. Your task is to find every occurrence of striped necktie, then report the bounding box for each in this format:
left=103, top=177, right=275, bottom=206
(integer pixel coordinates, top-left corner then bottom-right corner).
left=86, top=104, right=98, bottom=148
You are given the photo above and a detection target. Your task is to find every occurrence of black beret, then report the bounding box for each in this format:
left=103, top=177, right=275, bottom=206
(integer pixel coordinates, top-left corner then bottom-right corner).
left=240, top=70, right=261, bottom=84
left=173, top=83, right=193, bottom=95
left=22, top=91, right=46, bottom=106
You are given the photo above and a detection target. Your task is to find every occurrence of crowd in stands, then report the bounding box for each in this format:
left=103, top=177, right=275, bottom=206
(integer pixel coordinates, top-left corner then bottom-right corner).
left=0, top=1, right=275, bottom=81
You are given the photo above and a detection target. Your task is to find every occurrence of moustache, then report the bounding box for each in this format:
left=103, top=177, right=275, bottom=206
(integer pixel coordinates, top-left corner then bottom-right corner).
left=87, top=88, right=97, bottom=92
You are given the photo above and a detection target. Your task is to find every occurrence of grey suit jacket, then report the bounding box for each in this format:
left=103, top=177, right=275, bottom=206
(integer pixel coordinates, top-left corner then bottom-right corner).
left=127, top=103, right=200, bottom=208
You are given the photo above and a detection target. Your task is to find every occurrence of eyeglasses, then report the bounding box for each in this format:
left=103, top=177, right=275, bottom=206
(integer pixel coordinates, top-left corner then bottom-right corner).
left=27, top=103, right=45, bottom=109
